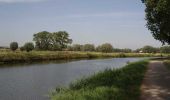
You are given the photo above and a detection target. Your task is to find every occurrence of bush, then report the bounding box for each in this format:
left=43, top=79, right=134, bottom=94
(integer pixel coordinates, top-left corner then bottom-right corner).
left=10, top=42, right=18, bottom=51
left=72, top=44, right=83, bottom=51
left=97, top=43, right=113, bottom=53
left=24, top=42, right=34, bottom=52
left=82, top=44, right=95, bottom=52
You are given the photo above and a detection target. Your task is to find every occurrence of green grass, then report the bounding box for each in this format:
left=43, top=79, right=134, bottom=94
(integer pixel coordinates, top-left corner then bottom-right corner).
left=0, top=50, right=163, bottom=64
left=50, top=60, right=148, bottom=100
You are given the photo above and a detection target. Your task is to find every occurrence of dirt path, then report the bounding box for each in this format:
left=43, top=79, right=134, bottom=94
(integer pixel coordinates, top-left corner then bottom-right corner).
left=140, top=61, right=170, bottom=100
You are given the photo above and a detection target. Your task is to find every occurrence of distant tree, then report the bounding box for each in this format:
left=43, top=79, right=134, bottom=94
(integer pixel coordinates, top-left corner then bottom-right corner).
left=142, top=0, right=170, bottom=44
left=24, top=42, right=34, bottom=52
left=97, top=43, right=113, bottom=53
left=142, top=45, right=157, bottom=53
left=121, top=48, right=132, bottom=53
left=72, top=44, right=83, bottom=51
left=10, top=42, right=18, bottom=51
left=52, top=31, right=72, bottom=50
left=160, top=46, right=170, bottom=53
left=82, top=44, right=95, bottom=51
left=33, top=31, right=52, bottom=50
left=112, top=48, right=122, bottom=53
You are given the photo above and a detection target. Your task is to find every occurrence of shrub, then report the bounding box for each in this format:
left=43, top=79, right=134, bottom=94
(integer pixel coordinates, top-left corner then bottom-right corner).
left=24, top=42, right=34, bottom=52
left=10, top=42, right=18, bottom=51
left=72, top=44, right=83, bottom=51
left=82, top=44, right=95, bottom=51
left=97, top=43, right=113, bottom=53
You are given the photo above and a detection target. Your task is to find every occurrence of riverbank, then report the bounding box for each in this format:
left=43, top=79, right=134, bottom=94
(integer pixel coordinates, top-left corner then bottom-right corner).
left=0, top=51, right=165, bottom=65
left=50, top=60, right=148, bottom=100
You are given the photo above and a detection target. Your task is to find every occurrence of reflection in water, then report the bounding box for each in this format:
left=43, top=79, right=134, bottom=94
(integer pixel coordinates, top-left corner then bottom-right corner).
left=0, top=58, right=146, bottom=100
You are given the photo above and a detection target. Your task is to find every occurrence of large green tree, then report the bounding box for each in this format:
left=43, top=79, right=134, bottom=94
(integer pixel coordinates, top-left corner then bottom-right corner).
left=143, top=0, right=170, bottom=44
left=33, top=31, right=72, bottom=50
left=52, top=31, right=72, bottom=50
left=33, top=31, right=52, bottom=50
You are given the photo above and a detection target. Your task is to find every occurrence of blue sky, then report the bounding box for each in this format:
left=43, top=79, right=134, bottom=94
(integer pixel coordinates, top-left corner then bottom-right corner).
left=0, top=0, right=161, bottom=49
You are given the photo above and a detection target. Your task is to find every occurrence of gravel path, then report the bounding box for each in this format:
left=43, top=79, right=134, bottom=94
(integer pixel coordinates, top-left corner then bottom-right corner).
left=140, top=61, right=170, bottom=100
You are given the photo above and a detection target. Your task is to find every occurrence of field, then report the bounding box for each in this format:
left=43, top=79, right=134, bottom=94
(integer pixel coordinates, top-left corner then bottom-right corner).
left=50, top=60, right=148, bottom=100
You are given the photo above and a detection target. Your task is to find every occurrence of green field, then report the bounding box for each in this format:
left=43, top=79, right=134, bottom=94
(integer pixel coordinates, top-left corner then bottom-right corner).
left=50, top=60, right=148, bottom=100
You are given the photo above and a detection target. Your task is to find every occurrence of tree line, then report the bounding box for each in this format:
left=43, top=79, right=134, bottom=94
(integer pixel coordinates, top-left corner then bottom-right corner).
left=8, top=30, right=170, bottom=53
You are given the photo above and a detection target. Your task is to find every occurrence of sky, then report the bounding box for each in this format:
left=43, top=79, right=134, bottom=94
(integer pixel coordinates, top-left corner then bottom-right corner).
left=0, top=0, right=162, bottom=49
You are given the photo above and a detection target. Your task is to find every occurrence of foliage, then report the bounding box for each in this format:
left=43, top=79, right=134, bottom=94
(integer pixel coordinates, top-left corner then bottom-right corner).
left=33, top=31, right=52, bottom=50
left=82, top=44, right=95, bottom=51
left=143, top=0, right=170, bottom=44
left=52, top=31, right=72, bottom=50
left=160, top=46, right=170, bottom=53
left=51, top=61, right=148, bottom=100
left=10, top=42, right=18, bottom=51
left=24, top=42, right=34, bottom=52
left=72, top=44, right=83, bottom=51
left=142, top=45, right=157, bottom=53
left=33, top=31, right=72, bottom=51
left=113, top=48, right=132, bottom=53
left=96, top=43, right=113, bottom=53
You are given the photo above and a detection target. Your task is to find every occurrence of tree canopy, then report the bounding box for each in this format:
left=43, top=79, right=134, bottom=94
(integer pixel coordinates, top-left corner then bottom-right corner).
left=143, top=0, right=170, bottom=44
left=10, top=42, right=18, bottom=51
left=33, top=31, right=72, bottom=50
left=24, top=42, right=34, bottom=52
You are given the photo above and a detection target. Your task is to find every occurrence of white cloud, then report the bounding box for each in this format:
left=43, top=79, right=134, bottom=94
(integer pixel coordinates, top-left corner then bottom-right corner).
left=0, top=0, right=45, bottom=3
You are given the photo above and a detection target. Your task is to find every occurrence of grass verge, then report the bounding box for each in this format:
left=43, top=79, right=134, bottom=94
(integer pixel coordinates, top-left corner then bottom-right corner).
left=50, top=60, right=148, bottom=100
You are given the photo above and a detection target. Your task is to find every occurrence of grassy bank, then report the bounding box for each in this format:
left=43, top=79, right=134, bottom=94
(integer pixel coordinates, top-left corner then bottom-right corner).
left=0, top=51, right=162, bottom=62
left=0, top=50, right=163, bottom=64
left=50, top=60, right=148, bottom=100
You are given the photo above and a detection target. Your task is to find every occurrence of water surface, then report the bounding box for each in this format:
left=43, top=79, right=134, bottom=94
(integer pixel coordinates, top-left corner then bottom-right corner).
left=0, top=58, right=146, bottom=100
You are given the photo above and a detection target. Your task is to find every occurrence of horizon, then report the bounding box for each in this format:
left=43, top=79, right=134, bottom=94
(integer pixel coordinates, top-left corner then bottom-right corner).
left=0, top=0, right=162, bottom=49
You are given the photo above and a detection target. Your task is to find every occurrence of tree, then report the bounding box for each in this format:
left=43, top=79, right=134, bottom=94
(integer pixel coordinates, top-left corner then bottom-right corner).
left=33, top=31, right=52, bottom=50
left=142, top=45, right=157, bottom=53
left=52, top=31, right=72, bottom=50
left=10, top=42, right=18, bottom=51
left=72, top=44, right=83, bottom=51
left=82, top=44, right=95, bottom=51
left=24, top=42, right=34, bottom=52
left=160, top=46, right=170, bottom=53
left=142, top=0, right=170, bottom=44
left=97, top=43, right=113, bottom=53
left=121, top=48, right=132, bottom=53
